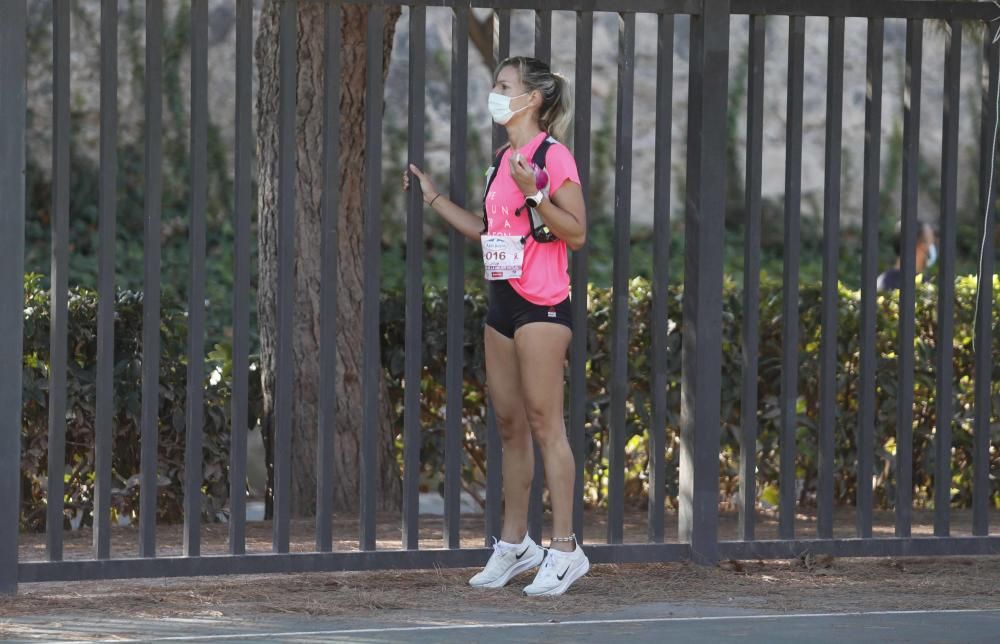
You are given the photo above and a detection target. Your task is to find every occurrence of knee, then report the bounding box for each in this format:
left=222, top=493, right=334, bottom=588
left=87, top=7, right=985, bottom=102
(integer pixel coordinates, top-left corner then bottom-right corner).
left=495, top=410, right=529, bottom=446
left=525, top=406, right=564, bottom=450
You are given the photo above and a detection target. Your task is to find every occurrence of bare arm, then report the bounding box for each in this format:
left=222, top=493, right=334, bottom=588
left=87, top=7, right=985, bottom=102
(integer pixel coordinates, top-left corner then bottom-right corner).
left=509, top=154, right=587, bottom=250
left=404, top=164, right=483, bottom=243
left=534, top=182, right=587, bottom=250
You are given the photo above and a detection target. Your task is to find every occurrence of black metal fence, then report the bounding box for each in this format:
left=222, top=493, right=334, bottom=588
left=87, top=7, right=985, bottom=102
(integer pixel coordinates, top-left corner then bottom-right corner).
left=2, top=0, right=999, bottom=596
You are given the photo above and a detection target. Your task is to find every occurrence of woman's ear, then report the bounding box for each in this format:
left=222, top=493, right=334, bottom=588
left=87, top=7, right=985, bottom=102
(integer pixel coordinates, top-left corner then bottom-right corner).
left=528, top=89, right=542, bottom=109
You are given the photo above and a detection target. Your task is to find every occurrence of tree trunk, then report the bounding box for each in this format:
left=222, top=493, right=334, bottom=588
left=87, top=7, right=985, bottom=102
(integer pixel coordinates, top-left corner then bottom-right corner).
left=256, top=0, right=402, bottom=516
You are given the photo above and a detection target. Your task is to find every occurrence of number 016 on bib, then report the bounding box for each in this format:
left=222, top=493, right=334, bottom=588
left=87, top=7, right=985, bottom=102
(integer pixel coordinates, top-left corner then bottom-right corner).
left=481, top=234, right=524, bottom=280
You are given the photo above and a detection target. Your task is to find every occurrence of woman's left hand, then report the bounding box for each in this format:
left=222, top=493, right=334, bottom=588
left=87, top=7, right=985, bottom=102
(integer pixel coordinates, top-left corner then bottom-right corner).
left=509, top=152, right=538, bottom=197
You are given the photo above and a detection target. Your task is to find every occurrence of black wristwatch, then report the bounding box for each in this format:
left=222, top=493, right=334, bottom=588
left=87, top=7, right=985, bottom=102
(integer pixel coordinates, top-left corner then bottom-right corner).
left=525, top=189, right=545, bottom=208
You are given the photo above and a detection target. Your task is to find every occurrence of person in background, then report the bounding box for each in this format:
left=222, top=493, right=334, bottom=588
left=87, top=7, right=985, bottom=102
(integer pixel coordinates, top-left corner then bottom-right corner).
left=876, top=220, right=938, bottom=291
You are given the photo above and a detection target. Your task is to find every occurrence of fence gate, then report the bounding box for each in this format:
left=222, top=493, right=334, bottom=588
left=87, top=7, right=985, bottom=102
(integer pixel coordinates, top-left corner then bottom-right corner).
left=1, top=0, right=999, bottom=596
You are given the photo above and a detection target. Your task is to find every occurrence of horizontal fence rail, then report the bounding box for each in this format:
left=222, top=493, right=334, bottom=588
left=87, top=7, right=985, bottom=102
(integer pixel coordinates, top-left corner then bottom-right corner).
left=1, top=0, right=998, bottom=595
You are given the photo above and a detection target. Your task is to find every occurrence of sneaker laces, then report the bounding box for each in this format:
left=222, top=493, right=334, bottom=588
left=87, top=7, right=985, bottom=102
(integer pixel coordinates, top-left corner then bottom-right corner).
left=536, top=547, right=561, bottom=577
left=481, top=537, right=515, bottom=575
left=528, top=548, right=570, bottom=591
left=490, top=536, right=518, bottom=556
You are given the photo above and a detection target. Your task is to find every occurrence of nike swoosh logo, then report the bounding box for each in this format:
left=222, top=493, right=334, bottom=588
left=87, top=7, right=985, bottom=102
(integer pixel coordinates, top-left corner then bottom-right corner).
left=557, top=565, right=572, bottom=580
left=515, top=546, right=531, bottom=560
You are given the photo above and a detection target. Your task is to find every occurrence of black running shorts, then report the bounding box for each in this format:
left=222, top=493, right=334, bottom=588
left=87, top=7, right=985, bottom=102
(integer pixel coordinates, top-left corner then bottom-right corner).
left=485, top=279, right=573, bottom=339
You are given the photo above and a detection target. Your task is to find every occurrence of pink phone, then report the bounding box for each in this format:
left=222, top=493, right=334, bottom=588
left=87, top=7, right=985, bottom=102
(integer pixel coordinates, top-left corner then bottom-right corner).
left=531, top=163, right=549, bottom=190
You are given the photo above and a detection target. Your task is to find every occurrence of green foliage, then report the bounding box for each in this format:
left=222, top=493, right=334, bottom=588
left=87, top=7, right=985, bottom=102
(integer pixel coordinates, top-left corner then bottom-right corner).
left=24, top=0, right=246, bottom=355
left=20, top=274, right=263, bottom=532
left=21, top=269, right=999, bottom=529
left=381, top=274, right=1000, bottom=512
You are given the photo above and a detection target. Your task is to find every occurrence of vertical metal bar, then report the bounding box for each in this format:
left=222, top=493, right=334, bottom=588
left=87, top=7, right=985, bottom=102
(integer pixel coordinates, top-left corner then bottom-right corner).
left=0, top=0, right=27, bottom=597
left=94, top=0, right=118, bottom=563
left=485, top=407, right=502, bottom=546
left=680, top=0, right=728, bottom=565
left=444, top=2, right=468, bottom=550
left=934, top=19, right=961, bottom=539
left=47, top=0, right=70, bottom=563
left=526, top=5, right=553, bottom=544
left=818, top=15, right=844, bottom=541
left=140, top=0, right=164, bottom=559
left=229, top=0, right=253, bottom=557
left=528, top=451, right=544, bottom=543
left=740, top=13, right=765, bottom=543
left=360, top=1, right=385, bottom=552
left=317, top=0, right=343, bottom=555
left=608, top=11, right=635, bottom=546
left=273, top=0, right=297, bottom=555
left=490, top=9, right=511, bottom=152
left=857, top=18, right=883, bottom=540
left=486, top=7, right=511, bottom=547
left=94, top=0, right=118, bottom=562
left=403, top=2, right=424, bottom=552
left=973, top=25, right=997, bottom=538
left=534, top=9, right=551, bottom=64
left=183, top=0, right=208, bottom=559
left=570, top=9, right=593, bottom=544
left=485, top=407, right=503, bottom=545
left=895, top=18, right=922, bottom=539
left=649, top=11, right=674, bottom=545
left=778, top=15, right=804, bottom=542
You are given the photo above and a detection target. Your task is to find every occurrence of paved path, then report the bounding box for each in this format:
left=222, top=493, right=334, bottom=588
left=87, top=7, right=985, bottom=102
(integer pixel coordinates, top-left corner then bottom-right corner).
left=4, top=605, right=999, bottom=642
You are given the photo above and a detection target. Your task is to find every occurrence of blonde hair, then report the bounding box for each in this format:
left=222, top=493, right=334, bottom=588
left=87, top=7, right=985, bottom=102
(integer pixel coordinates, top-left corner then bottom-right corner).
left=493, top=56, right=572, bottom=141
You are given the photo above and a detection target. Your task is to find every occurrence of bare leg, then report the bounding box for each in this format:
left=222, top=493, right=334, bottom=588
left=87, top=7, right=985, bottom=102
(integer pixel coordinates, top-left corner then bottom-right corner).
left=514, top=322, right=575, bottom=552
left=485, top=325, right=533, bottom=544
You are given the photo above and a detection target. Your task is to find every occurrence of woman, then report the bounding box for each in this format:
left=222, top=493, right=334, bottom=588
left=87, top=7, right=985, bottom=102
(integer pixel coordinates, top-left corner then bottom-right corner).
left=404, top=56, right=588, bottom=596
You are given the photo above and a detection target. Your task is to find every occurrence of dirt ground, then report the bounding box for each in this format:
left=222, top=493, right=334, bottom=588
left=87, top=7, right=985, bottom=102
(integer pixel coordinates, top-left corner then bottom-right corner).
left=3, top=509, right=999, bottom=623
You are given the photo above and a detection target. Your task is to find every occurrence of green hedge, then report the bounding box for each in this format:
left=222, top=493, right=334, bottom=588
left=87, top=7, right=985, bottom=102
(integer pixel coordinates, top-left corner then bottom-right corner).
left=20, top=273, right=1000, bottom=530
left=20, top=274, right=261, bottom=531
left=383, top=274, right=1000, bottom=512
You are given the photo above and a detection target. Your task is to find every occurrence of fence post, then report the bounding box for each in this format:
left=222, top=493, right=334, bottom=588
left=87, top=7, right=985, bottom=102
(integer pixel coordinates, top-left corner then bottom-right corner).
left=0, top=0, right=27, bottom=596
left=679, top=0, right=729, bottom=565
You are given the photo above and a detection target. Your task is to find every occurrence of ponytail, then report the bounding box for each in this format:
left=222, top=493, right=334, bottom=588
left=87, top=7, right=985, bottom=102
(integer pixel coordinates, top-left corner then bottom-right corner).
left=541, top=73, right=572, bottom=141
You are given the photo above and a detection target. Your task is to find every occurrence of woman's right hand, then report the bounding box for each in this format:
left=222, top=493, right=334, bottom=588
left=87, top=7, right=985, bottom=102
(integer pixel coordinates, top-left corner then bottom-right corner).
left=404, top=163, right=482, bottom=242
left=404, top=164, right=439, bottom=205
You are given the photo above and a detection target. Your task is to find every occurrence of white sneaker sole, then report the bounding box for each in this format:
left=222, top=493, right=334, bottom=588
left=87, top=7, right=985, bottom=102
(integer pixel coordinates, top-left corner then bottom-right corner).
left=523, top=556, right=590, bottom=597
left=469, top=550, right=545, bottom=589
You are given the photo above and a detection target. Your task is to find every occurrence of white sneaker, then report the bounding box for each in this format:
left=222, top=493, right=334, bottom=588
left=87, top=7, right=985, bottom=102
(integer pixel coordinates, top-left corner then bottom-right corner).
left=468, top=535, right=545, bottom=589
left=523, top=543, right=590, bottom=597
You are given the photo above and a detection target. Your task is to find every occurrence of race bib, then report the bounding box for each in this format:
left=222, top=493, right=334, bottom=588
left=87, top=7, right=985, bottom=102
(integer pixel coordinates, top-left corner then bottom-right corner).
left=481, top=234, right=524, bottom=280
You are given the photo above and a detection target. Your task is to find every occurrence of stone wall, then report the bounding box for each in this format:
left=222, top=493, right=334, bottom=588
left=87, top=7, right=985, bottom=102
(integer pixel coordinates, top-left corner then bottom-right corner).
left=25, top=2, right=989, bottom=231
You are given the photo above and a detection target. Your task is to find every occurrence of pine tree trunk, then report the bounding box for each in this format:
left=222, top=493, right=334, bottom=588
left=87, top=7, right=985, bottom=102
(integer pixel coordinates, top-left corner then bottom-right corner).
left=256, top=0, right=402, bottom=516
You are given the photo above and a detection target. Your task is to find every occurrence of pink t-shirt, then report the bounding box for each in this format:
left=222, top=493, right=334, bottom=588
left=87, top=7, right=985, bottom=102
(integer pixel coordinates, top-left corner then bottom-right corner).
left=483, top=132, right=581, bottom=306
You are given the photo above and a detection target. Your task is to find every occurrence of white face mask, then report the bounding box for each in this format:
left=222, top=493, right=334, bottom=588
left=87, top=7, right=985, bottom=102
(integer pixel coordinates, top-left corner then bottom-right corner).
left=926, top=243, right=938, bottom=269
left=488, top=91, right=529, bottom=125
